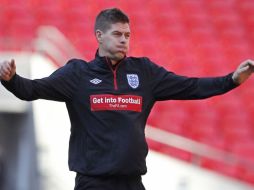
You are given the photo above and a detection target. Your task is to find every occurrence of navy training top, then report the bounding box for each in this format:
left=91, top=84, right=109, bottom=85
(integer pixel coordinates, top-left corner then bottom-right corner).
left=1, top=53, right=238, bottom=176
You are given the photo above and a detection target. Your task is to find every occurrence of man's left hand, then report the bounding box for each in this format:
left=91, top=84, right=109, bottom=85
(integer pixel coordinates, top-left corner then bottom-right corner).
left=232, top=59, right=254, bottom=85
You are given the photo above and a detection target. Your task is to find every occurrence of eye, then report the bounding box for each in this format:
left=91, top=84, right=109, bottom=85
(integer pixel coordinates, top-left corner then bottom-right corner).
left=113, top=32, right=122, bottom=37
left=125, top=33, right=130, bottom=39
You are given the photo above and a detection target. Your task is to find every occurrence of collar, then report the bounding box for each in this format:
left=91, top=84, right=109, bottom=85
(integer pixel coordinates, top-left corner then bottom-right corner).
left=94, top=49, right=126, bottom=70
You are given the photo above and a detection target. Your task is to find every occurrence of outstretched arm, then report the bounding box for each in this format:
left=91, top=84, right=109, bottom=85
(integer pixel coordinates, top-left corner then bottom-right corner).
left=232, top=59, right=254, bottom=85
left=0, top=59, right=16, bottom=81
left=147, top=58, right=254, bottom=101
left=1, top=59, right=82, bottom=102
left=145, top=58, right=238, bottom=101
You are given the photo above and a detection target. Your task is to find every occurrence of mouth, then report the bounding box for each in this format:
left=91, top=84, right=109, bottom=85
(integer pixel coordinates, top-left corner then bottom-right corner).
left=116, top=51, right=127, bottom=57
left=117, top=45, right=127, bottom=49
left=116, top=47, right=127, bottom=54
left=117, top=49, right=126, bottom=53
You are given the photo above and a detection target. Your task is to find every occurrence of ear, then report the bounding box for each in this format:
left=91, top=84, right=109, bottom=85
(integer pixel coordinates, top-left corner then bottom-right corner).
left=95, top=30, right=103, bottom=43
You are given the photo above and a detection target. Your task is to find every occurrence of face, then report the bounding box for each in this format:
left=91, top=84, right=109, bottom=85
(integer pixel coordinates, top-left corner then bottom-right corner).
left=96, top=22, right=130, bottom=63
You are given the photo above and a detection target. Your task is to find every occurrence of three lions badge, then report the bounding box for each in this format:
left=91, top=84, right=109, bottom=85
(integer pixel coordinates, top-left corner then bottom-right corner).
left=127, top=74, right=139, bottom=89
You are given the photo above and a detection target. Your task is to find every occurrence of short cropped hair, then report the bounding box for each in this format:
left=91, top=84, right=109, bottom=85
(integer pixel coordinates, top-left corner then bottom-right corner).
left=94, top=8, right=129, bottom=33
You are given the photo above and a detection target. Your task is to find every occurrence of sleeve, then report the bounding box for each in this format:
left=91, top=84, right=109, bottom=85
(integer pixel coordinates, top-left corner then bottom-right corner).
left=1, top=59, right=82, bottom=102
left=145, top=58, right=239, bottom=101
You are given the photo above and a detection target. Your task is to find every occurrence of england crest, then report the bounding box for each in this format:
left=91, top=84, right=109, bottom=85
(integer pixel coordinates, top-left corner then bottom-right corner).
left=127, top=74, right=139, bottom=89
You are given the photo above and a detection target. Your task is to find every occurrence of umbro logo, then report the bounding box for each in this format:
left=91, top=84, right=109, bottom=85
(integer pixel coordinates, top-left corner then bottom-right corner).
left=90, top=78, right=102, bottom=85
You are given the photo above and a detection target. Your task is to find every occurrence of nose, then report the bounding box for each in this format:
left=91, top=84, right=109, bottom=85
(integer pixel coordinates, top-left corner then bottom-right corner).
left=120, top=37, right=126, bottom=44
left=120, top=34, right=128, bottom=44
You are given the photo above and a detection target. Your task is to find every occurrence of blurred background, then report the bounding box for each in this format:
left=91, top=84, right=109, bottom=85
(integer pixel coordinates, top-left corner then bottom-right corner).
left=0, top=0, right=254, bottom=190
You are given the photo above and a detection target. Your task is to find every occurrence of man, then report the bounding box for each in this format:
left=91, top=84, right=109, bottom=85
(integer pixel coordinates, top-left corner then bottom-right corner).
left=0, top=8, right=254, bottom=190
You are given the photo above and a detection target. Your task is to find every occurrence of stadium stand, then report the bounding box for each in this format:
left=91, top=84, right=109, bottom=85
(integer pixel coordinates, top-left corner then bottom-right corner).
left=1, top=0, right=254, bottom=185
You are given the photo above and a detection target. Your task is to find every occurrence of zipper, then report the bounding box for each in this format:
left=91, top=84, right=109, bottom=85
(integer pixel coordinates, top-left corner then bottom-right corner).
left=112, top=69, right=118, bottom=90
left=105, top=57, right=121, bottom=90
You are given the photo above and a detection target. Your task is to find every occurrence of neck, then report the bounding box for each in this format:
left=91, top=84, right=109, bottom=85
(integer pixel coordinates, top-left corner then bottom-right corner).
left=110, top=59, right=118, bottom=66
left=98, top=49, right=119, bottom=66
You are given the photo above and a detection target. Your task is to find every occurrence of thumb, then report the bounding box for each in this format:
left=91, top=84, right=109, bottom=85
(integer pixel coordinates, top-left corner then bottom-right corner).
left=9, top=59, right=16, bottom=78
left=10, top=59, right=16, bottom=73
left=10, top=59, right=15, bottom=69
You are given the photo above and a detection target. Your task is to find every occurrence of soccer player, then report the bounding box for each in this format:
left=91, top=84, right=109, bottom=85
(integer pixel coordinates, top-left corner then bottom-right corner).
left=0, top=8, right=254, bottom=190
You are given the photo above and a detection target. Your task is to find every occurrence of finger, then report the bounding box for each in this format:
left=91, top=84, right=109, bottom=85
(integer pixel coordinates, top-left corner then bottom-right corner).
left=1, top=61, right=10, bottom=70
left=238, top=65, right=250, bottom=73
left=249, top=64, right=254, bottom=72
left=2, top=63, right=11, bottom=73
left=2, top=64, right=10, bottom=73
left=246, top=59, right=254, bottom=65
left=2, top=68, right=11, bottom=76
left=2, top=73, right=9, bottom=79
left=247, top=61, right=254, bottom=69
left=0, top=71, right=9, bottom=79
left=240, top=60, right=254, bottom=69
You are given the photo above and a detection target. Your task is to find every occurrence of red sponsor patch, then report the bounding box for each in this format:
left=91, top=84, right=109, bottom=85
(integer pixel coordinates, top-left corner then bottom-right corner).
left=90, top=94, right=142, bottom=112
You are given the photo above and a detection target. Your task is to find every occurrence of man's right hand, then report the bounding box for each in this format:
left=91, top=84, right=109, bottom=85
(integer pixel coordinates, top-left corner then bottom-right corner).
left=0, top=59, right=16, bottom=81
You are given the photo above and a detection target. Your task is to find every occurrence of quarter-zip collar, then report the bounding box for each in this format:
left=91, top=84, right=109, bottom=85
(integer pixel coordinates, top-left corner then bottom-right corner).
left=94, top=49, right=126, bottom=70
left=94, top=50, right=126, bottom=90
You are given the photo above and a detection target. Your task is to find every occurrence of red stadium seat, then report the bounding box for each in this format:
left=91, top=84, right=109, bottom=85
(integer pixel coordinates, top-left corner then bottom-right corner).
left=1, top=0, right=254, bottom=184
left=231, top=142, right=254, bottom=162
